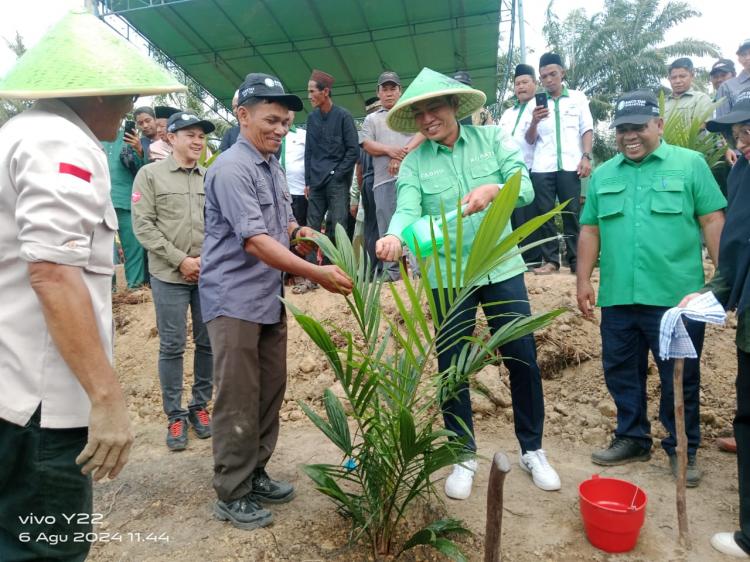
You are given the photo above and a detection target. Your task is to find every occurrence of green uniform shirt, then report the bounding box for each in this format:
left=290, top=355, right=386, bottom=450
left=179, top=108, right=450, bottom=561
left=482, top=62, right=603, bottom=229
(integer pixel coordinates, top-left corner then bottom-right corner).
left=580, top=141, right=726, bottom=307
left=102, top=134, right=143, bottom=210
left=664, top=87, right=713, bottom=123
left=386, top=124, right=534, bottom=287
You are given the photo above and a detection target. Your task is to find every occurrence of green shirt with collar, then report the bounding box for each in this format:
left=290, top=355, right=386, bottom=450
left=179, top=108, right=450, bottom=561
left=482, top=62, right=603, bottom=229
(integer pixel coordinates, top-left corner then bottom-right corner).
left=664, top=87, right=714, bottom=123
left=386, top=124, right=534, bottom=287
left=580, top=141, right=726, bottom=307
left=131, top=154, right=207, bottom=285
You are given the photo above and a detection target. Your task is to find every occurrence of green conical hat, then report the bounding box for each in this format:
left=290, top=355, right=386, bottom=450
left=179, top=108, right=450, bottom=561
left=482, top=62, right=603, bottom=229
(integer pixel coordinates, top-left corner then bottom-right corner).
left=0, top=10, right=186, bottom=99
left=386, top=67, right=486, bottom=133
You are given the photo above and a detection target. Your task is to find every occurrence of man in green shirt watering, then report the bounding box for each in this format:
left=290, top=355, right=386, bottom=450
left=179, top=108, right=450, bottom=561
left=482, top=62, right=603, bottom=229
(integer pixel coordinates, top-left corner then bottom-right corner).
left=577, top=90, right=726, bottom=486
left=376, top=68, right=561, bottom=500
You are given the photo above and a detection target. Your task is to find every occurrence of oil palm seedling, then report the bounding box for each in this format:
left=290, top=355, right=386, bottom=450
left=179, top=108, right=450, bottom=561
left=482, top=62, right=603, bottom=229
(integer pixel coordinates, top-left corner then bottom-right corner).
left=285, top=171, right=566, bottom=560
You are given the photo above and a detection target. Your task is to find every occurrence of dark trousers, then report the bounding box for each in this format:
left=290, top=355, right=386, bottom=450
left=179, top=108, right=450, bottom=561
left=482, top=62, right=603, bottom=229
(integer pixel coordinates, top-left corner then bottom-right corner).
left=291, top=194, right=308, bottom=227
left=151, top=276, right=213, bottom=421
left=360, top=177, right=381, bottom=276
left=510, top=203, right=537, bottom=266
left=735, top=349, right=750, bottom=554
left=306, top=176, right=350, bottom=251
left=526, top=171, right=581, bottom=268
left=600, top=305, right=704, bottom=455
left=0, top=411, right=92, bottom=562
left=433, top=274, right=545, bottom=453
left=207, top=315, right=288, bottom=502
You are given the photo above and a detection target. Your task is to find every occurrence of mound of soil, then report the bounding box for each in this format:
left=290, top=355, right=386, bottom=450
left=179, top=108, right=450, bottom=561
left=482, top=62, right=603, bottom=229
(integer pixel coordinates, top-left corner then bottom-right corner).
left=91, top=266, right=739, bottom=561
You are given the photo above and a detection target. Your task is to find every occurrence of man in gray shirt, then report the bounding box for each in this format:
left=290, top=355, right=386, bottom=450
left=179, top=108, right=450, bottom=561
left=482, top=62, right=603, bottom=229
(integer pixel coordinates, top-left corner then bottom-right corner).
left=200, top=73, right=352, bottom=531
left=361, top=71, right=423, bottom=279
left=716, top=39, right=750, bottom=118
left=716, top=40, right=750, bottom=167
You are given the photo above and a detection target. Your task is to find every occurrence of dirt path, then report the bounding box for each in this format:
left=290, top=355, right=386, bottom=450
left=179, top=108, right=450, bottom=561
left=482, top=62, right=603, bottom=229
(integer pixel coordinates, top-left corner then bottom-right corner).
left=93, top=269, right=738, bottom=561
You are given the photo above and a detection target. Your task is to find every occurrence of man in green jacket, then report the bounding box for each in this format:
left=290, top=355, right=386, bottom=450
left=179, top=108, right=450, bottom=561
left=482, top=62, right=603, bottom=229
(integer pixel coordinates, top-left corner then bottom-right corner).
left=376, top=68, right=561, bottom=500
left=665, top=57, right=714, bottom=124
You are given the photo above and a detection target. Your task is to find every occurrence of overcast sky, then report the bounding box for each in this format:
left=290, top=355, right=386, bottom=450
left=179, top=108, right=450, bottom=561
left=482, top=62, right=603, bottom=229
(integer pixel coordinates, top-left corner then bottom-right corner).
left=1, top=0, right=746, bottom=80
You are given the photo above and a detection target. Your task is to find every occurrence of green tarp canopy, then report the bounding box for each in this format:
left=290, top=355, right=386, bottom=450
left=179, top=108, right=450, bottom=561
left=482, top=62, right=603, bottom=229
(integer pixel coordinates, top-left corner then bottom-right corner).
left=98, top=0, right=500, bottom=120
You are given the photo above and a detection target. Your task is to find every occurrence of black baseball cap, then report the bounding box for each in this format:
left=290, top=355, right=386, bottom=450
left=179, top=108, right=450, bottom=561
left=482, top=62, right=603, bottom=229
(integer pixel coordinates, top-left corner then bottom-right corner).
left=668, top=57, right=694, bottom=72
left=377, top=71, right=401, bottom=86
left=166, top=112, right=215, bottom=134
left=237, top=73, right=302, bottom=111
left=738, top=39, right=750, bottom=55
left=710, top=59, right=736, bottom=76
left=610, top=90, right=661, bottom=128
left=706, top=89, right=750, bottom=133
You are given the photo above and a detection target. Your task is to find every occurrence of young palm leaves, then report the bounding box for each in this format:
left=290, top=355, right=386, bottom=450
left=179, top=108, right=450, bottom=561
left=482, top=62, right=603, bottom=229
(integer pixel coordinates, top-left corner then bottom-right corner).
left=285, top=171, right=565, bottom=560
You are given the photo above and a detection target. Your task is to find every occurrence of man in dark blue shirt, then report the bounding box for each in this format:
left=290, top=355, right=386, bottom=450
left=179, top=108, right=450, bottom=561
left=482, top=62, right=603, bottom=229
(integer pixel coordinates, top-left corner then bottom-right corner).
left=304, top=69, right=359, bottom=255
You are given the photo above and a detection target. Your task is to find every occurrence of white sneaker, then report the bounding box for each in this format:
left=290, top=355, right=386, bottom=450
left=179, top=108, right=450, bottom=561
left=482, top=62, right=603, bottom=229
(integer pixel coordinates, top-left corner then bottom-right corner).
left=711, top=532, right=750, bottom=558
left=519, top=449, right=561, bottom=491
left=444, top=459, right=478, bottom=500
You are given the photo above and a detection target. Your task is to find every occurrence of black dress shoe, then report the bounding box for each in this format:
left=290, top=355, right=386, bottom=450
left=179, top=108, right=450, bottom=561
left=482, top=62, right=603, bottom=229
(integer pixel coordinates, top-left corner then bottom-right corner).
left=591, top=437, right=651, bottom=466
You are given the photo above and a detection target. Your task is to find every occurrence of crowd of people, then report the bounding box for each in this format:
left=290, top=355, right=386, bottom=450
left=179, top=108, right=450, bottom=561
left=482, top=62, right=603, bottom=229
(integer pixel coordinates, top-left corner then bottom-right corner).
left=2, top=7, right=750, bottom=560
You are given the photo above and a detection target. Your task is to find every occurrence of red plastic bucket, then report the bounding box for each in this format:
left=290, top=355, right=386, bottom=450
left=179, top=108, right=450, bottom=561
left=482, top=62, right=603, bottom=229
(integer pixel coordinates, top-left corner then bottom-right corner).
left=578, top=475, right=647, bottom=553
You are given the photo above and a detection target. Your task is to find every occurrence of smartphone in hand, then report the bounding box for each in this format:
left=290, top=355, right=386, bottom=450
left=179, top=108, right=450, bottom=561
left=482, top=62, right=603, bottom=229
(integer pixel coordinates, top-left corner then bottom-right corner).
left=534, top=93, right=548, bottom=109
left=124, top=120, right=136, bottom=136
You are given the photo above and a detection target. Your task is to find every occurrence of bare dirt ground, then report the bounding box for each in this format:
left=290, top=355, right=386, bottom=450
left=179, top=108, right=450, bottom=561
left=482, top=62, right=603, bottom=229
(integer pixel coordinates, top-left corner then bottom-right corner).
left=90, top=266, right=738, bottom=561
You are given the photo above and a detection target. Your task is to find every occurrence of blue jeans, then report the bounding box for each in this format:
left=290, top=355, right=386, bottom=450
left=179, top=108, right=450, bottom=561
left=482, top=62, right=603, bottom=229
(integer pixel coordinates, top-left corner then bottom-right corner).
left=600, top=305, right=704, bottom=456
left=433, top=274, right=545, bottom=453
left=151, top=276, right=213, bottom=421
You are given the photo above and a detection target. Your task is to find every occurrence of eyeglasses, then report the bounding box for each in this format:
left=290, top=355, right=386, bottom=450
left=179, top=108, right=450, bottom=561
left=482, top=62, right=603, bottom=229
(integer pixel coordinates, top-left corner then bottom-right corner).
left=732, top=126, right=750, bottom=145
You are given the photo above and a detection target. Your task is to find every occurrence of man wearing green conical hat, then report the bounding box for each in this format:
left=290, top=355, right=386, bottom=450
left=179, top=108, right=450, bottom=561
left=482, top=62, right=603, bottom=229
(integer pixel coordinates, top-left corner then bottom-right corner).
left=376, top=67, right=562, bottom=499
left=0, top=10, right=184, bottom=560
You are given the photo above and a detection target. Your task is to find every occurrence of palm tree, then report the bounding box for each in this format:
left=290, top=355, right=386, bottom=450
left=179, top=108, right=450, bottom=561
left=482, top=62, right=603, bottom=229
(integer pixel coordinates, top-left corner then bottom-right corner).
left=543, top=0, right=719, bottom=121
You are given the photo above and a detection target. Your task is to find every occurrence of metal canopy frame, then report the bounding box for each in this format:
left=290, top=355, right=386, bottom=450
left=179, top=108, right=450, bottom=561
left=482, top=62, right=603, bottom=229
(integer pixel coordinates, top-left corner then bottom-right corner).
left=96, top=0, right=501, bottom=121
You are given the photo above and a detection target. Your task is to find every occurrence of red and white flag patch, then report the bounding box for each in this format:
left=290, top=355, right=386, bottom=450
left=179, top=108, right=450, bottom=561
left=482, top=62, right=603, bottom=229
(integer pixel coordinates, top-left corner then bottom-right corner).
left=59, top=163, right=92, bottom=183
left=132, top=191, right=142, bottom=203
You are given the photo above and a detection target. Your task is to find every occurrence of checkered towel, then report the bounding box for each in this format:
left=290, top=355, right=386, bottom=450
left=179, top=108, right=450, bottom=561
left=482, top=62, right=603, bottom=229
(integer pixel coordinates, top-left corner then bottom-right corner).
left=659, top=292, right=726, bottom=360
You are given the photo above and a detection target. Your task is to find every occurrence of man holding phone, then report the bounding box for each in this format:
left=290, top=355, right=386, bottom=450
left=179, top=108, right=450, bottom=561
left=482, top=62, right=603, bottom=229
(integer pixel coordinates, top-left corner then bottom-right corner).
left=524, top=52, right=594, bottom=275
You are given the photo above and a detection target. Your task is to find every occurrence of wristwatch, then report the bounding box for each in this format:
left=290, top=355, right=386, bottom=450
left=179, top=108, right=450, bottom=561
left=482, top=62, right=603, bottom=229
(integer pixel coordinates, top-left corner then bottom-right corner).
left=581, top=152, right=592, bottom=160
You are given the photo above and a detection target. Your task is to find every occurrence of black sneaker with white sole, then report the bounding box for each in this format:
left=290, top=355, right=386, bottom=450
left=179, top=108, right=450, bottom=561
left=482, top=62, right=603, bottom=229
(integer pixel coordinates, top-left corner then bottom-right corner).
left=214, top=494, right=273, bottom=530
left=251, top=467, right=295, bottom=504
